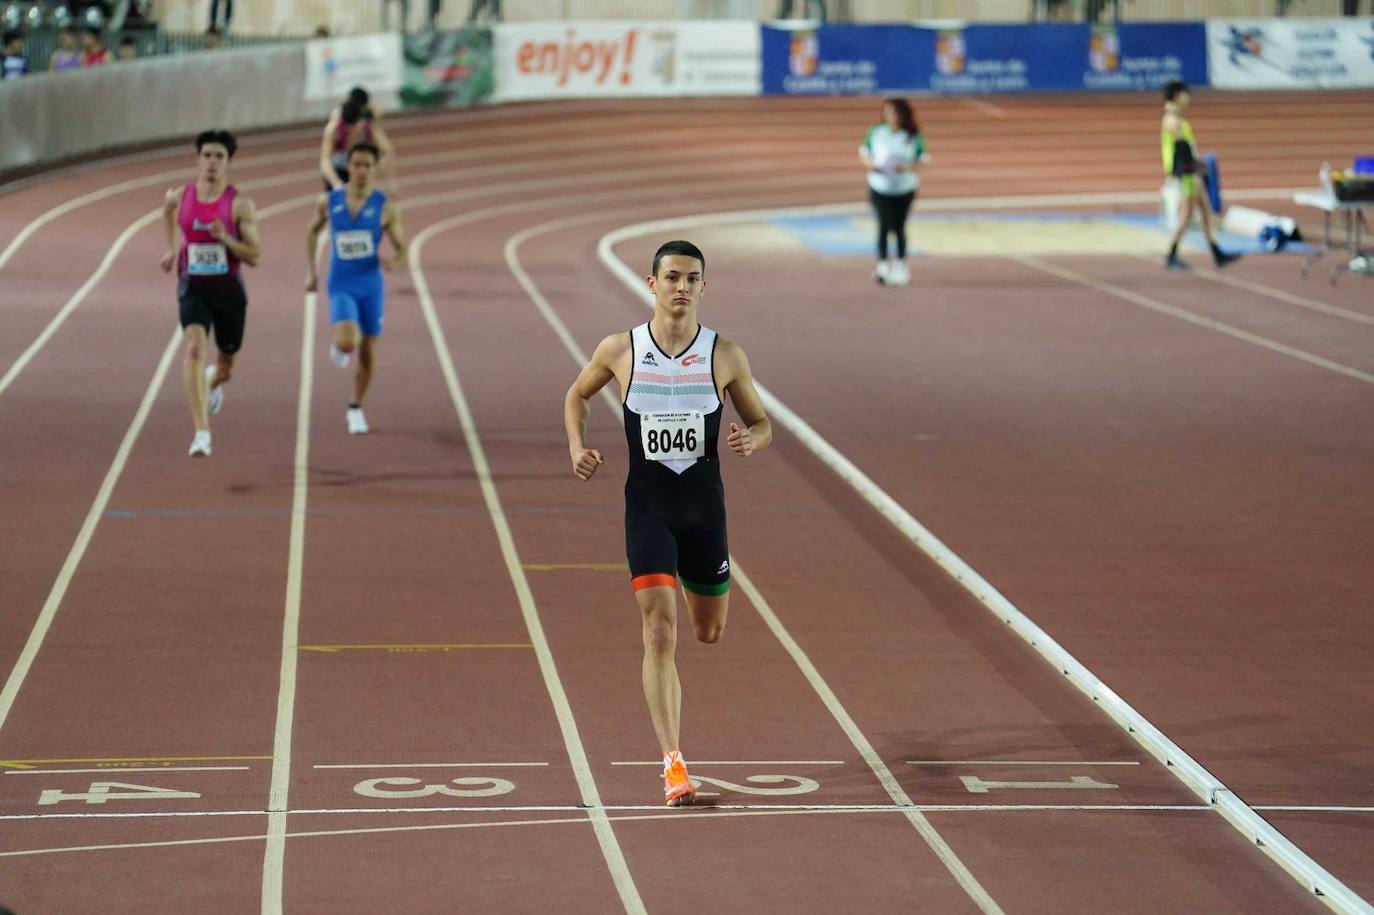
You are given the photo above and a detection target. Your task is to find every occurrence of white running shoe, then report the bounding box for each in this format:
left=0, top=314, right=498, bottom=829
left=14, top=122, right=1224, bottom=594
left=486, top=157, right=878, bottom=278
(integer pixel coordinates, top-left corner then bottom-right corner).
left=188, top=430, right=212, bottom=457
left=873, top=260, right=890, bottom=285
left=346, top=406, right=369, bottom=435
left=330, top=343, right=352, bottom=369
left=887, top=260, right=910, bottom=287
left=205, top=364, right=223, bottom=415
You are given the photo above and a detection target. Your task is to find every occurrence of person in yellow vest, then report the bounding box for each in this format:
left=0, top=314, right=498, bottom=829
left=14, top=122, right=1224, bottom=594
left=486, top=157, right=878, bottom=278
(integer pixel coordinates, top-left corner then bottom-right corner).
left=1161, top=80, right=1239, bottom=271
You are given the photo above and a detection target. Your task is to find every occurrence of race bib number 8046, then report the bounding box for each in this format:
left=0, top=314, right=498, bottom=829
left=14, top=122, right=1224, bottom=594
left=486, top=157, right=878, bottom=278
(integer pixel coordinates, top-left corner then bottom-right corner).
left=640, top=411, right=704, bottom=462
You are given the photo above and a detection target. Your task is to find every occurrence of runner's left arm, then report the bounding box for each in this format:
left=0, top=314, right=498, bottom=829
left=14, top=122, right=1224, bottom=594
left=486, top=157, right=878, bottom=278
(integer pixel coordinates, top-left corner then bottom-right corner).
left=217, top=197, right=262, bottom=267
left=381, top=201, right=408, bottom=269
left=719, top=340, right=772, bottom=457
left=373, top=124, right=399, bottom=191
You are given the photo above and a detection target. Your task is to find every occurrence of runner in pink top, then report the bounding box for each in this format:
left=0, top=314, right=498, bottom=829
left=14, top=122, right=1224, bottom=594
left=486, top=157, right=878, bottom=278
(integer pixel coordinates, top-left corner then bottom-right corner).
left=319, top=87, right=397, bottom=190
left=160, top=129, right=262, bottom=458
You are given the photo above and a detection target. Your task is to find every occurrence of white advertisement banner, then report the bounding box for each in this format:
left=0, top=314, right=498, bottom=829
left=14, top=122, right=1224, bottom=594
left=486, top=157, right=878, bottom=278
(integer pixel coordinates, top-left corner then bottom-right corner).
left=492, top=22, right=759, bottom=101
left=1207, top=18, right=1374, bottom=89
left=304, top=34, right=405, bottom=102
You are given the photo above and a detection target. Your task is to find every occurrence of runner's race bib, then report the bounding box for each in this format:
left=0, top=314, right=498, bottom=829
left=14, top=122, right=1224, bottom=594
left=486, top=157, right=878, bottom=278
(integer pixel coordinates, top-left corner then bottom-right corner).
left=640, top=411, right=705, bottom=462
left=187, top=243, right=228, bottom=275
left=336, top=230, right=375, bottom=261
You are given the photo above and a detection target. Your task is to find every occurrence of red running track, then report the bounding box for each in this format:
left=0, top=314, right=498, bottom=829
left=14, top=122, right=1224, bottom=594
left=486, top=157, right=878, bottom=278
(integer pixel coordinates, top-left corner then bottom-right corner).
left=0, top=92, right=1371, bottom=913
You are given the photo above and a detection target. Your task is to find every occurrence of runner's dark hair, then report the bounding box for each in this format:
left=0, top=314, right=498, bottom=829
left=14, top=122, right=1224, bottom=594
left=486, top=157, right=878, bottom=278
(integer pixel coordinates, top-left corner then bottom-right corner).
left=651, top=240, right=706, bottom=277
left=194, top=129, right=238, bottom=158
left=348, top=142, right=381, bottom=161
left=1163, top=80, right=1189, bottom=102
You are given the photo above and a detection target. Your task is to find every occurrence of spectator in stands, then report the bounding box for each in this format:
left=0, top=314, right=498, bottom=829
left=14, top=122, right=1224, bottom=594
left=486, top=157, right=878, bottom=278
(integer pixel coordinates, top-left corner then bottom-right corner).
left=117, top=34, right=138, bottom=60
left=775, top=0, right=825, bottom=22
left=313, top=25, right=331, bottom=38
left=80, top=27, right=110, bottom=66
left=466, top=0, right=501, bottom=23
left=50, top=27, right=83, bottom=71
left=204, top=26, right=223, bottom=50
left=209, top=0, right=233, bottom=33
left=2, top=30, right=28, bottom=79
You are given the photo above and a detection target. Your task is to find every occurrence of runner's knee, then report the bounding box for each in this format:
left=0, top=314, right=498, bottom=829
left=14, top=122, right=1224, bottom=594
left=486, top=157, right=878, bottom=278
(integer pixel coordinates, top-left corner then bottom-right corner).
left=183, top=329, right=208, bottom=362
left=694, top=620, right=723, bottom=644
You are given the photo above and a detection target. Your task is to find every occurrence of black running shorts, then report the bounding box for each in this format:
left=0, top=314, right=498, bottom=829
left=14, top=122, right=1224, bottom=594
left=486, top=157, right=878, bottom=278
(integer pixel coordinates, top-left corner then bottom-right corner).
left=178, top=276, right=248, bottom=355
left=626, top=478, right=730, bottom=596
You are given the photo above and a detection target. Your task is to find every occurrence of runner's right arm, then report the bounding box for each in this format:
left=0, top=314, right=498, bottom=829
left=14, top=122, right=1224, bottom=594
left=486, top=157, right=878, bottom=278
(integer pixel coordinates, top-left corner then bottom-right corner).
left=159, top=187, right=180, bottom=272
left=319, top=121, right=344, bottom=189
left=305, top=194, right=329, bottom=291
left=564, top=333, right=628, bottom=481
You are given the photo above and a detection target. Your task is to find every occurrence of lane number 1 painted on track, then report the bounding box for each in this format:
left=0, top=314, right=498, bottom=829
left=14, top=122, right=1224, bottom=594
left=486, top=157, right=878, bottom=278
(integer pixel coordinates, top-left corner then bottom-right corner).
left=38, top=781, right=202, bottom=805
left=960, top=775, right=1118, bottom=794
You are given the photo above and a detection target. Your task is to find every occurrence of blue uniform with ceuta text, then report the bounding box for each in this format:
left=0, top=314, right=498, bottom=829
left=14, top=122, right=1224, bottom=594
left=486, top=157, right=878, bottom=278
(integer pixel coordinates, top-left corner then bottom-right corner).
left=327, top=188, right=387, bottom=337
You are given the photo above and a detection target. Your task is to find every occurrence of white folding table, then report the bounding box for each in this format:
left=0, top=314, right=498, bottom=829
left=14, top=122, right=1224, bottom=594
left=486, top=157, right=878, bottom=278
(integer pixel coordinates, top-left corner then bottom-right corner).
left=1292, top=190, right=1372, bottom=285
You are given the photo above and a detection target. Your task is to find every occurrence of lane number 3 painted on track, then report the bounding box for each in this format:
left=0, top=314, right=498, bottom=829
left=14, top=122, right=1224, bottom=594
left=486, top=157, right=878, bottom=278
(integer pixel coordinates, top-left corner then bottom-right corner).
left=353, top=776, right=516, bottom=799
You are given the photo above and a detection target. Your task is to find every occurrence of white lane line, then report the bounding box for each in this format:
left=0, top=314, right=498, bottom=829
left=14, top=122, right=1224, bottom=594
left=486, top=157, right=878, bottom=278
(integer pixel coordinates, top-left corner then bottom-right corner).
left=1017, top=255, right=1374, bottom=386
left=0, top=148, right=316, bottom=272
left=591, top=213, right=1374, bottom=915
left=504, top=219, right=1004, bottom=915
left=907, top=760, right=1141, bottom=766
left=0, top=106, right=646, bottom=267
left=311, top=758, right=552, bottom=763
left=0, top=209, right=161, bottom=399
left=1126, top=253, right=1374, bottom=327
left=4, top=766, right=251, bottom=775
left=1257, top=806, right=1374, bottom=813
left=410, top=219, right=646, bottom=915
left=0, top=328, right=180, bottom=735
left=611, top=760, right=845, bottom=766
left=0, top=129, right=744, bottom=402
left=0, top=804, right=1227, bottom=861
left=960, top=97, right=1009, bottom=119
left=259, top=289, right=316, bottom=915
left=0, top=803, right=1212, bottom=823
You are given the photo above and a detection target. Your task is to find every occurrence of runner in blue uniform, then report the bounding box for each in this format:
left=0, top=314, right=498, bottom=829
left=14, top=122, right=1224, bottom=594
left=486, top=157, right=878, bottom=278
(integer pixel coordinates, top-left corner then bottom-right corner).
left=563, top=240, right=773, bottom=806
left=306, top=142, right=408, bottom=434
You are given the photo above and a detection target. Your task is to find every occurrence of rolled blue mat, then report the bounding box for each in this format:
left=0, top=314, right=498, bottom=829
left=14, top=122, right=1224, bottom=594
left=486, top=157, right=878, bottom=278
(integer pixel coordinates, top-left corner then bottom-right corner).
left=1204, top=152, right=1222, bottom=214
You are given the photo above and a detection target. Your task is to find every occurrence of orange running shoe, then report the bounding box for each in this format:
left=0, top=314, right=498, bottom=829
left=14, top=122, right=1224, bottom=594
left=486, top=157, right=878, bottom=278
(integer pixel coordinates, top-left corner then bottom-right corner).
left=662, top=750, right=696, bottom=807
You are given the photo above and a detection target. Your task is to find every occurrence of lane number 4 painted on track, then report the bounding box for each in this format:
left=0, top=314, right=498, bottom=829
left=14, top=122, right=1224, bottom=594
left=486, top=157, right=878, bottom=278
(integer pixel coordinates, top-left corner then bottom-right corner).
left=38, top=781, right=201, bottom=805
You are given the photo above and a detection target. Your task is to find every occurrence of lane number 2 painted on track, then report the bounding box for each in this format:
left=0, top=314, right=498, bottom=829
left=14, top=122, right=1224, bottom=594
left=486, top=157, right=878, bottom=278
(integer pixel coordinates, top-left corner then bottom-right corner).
left=690, top=774, right=820, bottom=797
left=353, top=776, right=516, bottom=799
left=38, top=781, right=202, bottom=805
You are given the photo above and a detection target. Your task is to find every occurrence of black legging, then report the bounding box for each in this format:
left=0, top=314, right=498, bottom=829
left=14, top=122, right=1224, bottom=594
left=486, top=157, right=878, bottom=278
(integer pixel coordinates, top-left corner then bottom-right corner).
left=870, top=188, right=915, bottom=259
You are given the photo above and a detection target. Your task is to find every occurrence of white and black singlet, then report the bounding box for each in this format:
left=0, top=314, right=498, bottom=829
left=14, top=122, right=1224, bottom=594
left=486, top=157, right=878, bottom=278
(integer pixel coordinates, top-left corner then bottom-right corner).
left=622, top=321, right=730, bottom=596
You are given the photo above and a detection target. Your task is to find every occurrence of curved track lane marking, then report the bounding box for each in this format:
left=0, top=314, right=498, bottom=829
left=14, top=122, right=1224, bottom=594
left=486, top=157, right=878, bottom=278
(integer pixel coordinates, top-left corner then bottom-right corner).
left=1125, top=253, right=1374, bottom=327
left=0, top=139, right=846, bottom=402
left=503, top=215, right=1004, bottom=915
left=0, top=209, right=162, bottom=398
left=0, top=113, right=836, bottom=272
left=1019, top=255, right=1374, bottom=386
left=0, top=329, right=181, bottom=734
left=593, top=209, right=1374, bottom=915
left=409, top=213, right=648, bottom=915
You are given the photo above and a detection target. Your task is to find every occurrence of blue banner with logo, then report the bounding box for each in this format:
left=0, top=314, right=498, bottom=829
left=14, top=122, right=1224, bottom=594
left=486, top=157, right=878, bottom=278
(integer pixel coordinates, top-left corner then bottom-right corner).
left=761, top=22, right=1208, bottom=95
left=761, top=25, right=934, bottom=95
